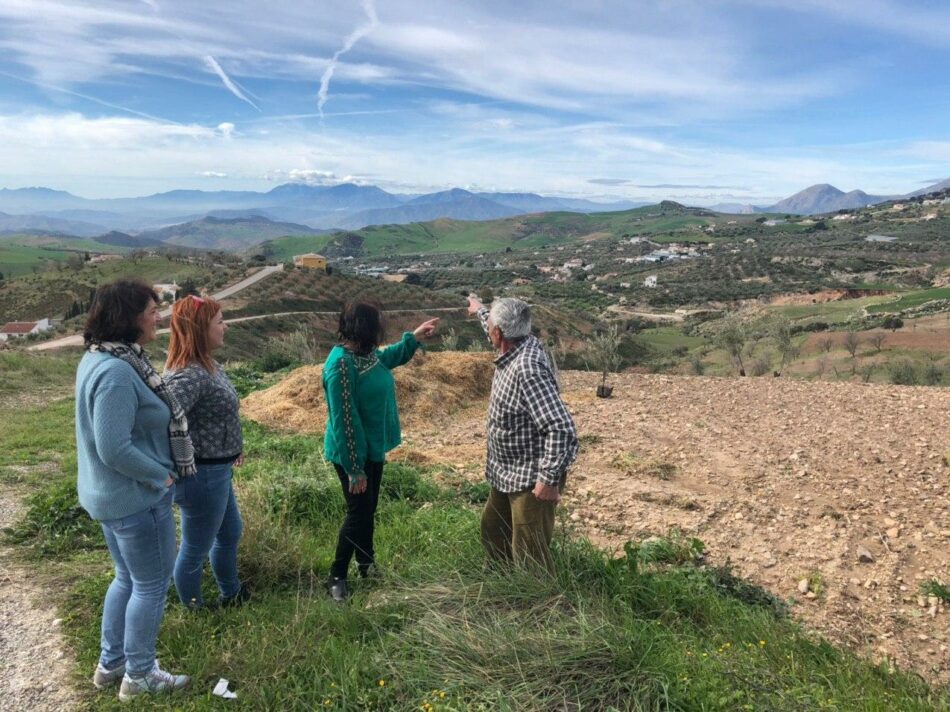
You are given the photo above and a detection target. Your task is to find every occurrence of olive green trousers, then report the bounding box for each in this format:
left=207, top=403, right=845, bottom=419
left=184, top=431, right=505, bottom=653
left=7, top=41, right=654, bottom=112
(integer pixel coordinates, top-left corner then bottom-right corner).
left=480, top=484, right=560, bottom=575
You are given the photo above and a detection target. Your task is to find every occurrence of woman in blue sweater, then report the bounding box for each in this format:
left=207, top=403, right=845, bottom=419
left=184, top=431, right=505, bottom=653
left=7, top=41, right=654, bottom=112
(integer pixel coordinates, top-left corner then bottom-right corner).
left=76, top=280, right=191, bottom=701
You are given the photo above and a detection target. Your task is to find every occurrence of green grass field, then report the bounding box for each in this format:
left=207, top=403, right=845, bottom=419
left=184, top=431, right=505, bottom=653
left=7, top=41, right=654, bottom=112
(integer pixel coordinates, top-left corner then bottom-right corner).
left=2, top=357, right=948, bottom=709
left=0, top=235, right=128, bottom=278
left=865, top=287, right=950, bottom=314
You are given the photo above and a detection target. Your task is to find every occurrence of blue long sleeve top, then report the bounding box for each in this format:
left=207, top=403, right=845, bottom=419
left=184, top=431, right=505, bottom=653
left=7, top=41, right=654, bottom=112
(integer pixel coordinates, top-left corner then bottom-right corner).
left=75, top=350, right=174, bottom=521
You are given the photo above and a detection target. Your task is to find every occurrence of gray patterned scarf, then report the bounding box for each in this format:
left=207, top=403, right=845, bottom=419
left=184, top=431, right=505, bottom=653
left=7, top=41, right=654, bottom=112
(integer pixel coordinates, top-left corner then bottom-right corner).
left=88, top=341, right=197, bottom=478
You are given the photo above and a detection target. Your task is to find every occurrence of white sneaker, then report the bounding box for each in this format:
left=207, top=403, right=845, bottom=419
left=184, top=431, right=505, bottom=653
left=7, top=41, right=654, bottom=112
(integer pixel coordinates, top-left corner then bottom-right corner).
left=118, top=660, right=190, bottom=701
left=92, top=661, right=126, bottom=689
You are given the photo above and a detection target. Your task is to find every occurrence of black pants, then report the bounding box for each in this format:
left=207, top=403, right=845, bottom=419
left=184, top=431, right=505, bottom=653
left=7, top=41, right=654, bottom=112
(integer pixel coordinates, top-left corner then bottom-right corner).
left=330, top=461, right=384, bottom=579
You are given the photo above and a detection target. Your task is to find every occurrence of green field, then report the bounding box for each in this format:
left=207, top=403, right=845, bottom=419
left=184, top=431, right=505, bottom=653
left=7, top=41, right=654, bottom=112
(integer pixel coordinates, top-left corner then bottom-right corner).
left=865, top=287, right=950, bottom=314
left=0, top=235, right=127, bottom=278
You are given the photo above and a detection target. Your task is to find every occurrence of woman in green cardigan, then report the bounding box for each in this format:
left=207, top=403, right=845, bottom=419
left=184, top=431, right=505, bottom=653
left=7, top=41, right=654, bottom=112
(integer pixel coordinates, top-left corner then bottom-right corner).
left=323, top=301, right=439, bottom=601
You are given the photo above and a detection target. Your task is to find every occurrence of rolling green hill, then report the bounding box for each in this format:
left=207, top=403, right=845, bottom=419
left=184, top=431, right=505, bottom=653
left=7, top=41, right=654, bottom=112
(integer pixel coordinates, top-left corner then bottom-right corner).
left=139, top=216, right=326, bottom=250
left=0, top=234, right=127, bottom=278
left=257, top=202, right=757, bottom=259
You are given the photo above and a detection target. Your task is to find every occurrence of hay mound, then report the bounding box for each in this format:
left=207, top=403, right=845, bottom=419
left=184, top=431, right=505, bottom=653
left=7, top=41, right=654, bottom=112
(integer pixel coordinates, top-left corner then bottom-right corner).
left=242, top=351, right=495, bottom=434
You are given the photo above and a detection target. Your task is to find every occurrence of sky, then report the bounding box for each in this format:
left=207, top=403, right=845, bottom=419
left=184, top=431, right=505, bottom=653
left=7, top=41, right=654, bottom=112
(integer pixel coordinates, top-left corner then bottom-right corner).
left=0, top=0, right=947, bottom=205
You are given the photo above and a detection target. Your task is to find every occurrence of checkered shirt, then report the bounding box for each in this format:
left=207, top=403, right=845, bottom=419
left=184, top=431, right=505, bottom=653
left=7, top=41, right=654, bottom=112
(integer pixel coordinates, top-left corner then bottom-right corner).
left=479, top=308, right=578, bottom=492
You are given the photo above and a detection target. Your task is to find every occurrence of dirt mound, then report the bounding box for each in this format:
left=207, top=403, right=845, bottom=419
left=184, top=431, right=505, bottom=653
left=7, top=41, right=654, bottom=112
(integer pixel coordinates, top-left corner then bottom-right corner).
left=242, top=351, right=495, bottom=434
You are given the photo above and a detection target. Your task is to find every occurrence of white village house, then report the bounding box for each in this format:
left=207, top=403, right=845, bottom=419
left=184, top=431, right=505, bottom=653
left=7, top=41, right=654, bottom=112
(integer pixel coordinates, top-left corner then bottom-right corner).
left=0, top=318, right=53, bottom=342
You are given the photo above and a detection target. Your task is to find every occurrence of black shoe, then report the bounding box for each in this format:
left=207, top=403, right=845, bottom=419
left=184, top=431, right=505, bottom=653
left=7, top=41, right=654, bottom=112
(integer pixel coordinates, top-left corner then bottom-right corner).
left=327, top=577, right=348, bottom=603
left=219, top=583, right=251, bottom=609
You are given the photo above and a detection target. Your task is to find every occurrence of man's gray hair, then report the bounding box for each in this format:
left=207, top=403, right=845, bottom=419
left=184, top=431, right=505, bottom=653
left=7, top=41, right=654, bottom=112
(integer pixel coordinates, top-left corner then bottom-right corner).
left=490, top=298, right=532, bottom=340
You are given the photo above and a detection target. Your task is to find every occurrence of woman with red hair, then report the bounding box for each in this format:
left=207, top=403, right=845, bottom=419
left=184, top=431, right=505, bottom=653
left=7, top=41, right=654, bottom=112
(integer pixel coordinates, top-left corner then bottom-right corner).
left=164, top=295, right=248, bottom=609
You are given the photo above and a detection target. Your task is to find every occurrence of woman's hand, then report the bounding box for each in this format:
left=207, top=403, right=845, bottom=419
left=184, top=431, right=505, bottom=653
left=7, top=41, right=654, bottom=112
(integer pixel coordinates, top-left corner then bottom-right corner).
left=349, top=473, right=368, bottom=494
left=413, top=318, right=440, bottom=339
left=164, top=475, right=175, bottom=487
left=234, top=454, right=245, bottom=467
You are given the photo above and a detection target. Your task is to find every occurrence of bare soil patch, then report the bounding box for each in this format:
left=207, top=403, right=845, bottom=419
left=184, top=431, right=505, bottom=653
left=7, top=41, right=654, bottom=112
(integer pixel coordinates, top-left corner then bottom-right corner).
left=0, top=486, right=81, bottom=711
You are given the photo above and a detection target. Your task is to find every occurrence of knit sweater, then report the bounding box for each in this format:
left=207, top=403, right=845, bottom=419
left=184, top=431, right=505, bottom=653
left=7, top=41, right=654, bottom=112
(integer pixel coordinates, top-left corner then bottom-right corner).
left=323, top=332, right=420, bottom=476
left=75, top=351, right=174, bottom=521
left=164, top=362, right=243, bottom=462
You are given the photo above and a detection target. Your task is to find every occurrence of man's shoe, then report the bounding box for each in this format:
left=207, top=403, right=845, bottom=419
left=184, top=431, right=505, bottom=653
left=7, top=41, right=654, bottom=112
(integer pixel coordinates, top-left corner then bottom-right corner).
left=327, top=577, right=348, bottom=603
left=219, top=583, right=251, bottom=609
left=92, top=661, right=126, bottom=689
left=118, top=661, right=190, bottom=701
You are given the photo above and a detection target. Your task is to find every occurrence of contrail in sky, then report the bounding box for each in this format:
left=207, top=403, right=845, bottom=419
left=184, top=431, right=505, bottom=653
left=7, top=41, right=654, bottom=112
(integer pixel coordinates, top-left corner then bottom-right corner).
left=204, top=55, right=261, bottom=111
left=0, top=68, right=182, bottom=125
left=317, top=0, right=379, bottom=118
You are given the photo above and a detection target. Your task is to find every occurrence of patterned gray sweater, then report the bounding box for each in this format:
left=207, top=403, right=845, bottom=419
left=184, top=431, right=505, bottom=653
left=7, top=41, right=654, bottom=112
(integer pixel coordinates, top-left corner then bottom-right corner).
left=164, top=363, right=243, bottom=462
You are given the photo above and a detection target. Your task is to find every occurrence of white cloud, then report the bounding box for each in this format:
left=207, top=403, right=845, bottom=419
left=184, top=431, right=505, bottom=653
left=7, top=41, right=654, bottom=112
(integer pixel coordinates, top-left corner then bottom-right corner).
left=900, top=141, right=950, bottom=162
left=198, top=170, right=227, bottom=177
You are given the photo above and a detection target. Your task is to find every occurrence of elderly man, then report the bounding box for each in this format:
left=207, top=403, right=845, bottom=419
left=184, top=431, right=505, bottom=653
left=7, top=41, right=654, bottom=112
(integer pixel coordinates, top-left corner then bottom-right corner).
left=467, top=295, right=578, bottom=574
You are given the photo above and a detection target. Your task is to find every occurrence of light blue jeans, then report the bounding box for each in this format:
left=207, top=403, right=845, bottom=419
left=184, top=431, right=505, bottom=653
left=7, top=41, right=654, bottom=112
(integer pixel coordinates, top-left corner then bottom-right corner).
left=173, top=462, right=243, bottom=607
left=99, top=488, right=176, bottom=677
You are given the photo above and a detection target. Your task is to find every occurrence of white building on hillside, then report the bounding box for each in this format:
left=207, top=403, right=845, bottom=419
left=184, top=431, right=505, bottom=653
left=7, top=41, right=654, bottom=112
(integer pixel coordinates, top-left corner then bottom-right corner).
left=0, top=318, right=53, bottom=341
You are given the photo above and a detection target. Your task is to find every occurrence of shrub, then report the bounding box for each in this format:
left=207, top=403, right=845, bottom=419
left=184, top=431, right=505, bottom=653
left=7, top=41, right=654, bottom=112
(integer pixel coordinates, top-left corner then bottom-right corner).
left=256, top=350, right=296, bottom=373
left=922, top=362, right=943, bottom=386
left=226, top=364, right=268, bottom=396
left=750, top=352, right=773, bottom=377
left=689, top=354, right=705, bottom=375
left=888, top=359, right=919, bottom=385
left=882, top=315, right=904, bottom=331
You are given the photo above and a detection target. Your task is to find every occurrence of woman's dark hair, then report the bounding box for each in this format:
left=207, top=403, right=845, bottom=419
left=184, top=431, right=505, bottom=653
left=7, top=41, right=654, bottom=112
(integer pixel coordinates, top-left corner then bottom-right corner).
left=338, top=301, right=385, bottom=355
left=84, top=279, right=160, bottom=346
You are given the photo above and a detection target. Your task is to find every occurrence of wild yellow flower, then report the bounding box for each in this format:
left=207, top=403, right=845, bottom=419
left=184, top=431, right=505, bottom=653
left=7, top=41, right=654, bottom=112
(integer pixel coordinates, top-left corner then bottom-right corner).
left=378, top=679, right=386, bottom=687
left=759, top=640, right=766, bottom=647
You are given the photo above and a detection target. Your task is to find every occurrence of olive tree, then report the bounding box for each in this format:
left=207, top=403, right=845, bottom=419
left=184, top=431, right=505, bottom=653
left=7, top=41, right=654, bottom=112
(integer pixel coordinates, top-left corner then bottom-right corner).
left=586, top=324, right=623, bottom=396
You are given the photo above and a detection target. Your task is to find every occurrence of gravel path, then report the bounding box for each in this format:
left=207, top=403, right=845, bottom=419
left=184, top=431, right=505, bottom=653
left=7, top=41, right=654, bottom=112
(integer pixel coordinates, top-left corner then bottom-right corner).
left=0, top=487, right=82, bottom=711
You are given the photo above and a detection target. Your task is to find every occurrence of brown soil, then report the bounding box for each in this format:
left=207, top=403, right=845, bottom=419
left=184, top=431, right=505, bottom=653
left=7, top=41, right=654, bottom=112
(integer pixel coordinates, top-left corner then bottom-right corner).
left=804, top=316, right=950, bottom=355
left=244, top=358, right=950, bottom=684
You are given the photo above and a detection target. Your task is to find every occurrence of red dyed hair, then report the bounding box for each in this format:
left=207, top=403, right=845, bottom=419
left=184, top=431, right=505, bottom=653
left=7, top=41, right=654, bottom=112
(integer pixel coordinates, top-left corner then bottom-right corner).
left=165, top=294, right=221, bottom=372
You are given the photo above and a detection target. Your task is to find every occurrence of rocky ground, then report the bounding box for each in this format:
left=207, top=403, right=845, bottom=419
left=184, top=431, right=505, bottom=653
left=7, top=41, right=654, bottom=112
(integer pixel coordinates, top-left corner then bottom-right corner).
left=0, top=484, right=81, bottom=711
left=394, top=371, right=950, bottom=685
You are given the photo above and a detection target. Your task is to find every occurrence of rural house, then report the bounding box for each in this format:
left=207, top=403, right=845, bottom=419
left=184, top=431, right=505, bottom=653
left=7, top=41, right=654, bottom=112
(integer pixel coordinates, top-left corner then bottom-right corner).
left=0, top=318, right=53, bottom=341
left=293, top=253, right=328, bottom=270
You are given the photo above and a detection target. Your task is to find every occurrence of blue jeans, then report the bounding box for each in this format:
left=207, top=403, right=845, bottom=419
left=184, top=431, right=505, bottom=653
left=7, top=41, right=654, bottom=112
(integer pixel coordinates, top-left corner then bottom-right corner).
left=99, top=488, right=176, bottom=677
left=173, top=462, right=243, bottom=607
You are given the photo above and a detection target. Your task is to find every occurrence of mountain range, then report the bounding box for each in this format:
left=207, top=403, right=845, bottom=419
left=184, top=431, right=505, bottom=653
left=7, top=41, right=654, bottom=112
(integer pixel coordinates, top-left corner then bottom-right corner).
left=0, top=184, right=643, bottom=237
left=0, top=178, right=946, bottom=250
left=709, top=178, right=949, bottom=215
